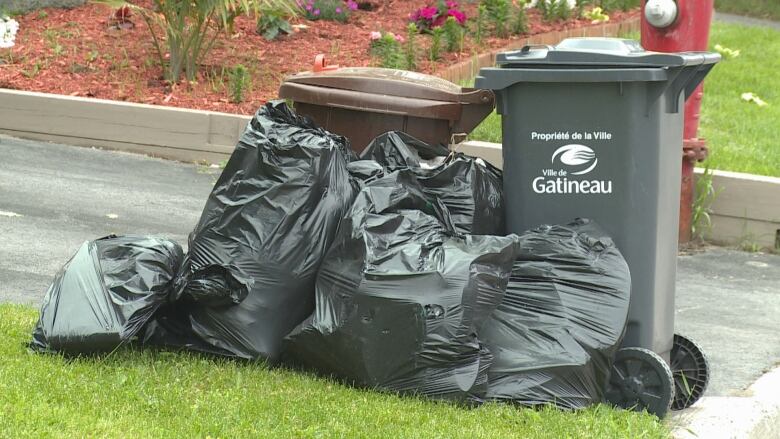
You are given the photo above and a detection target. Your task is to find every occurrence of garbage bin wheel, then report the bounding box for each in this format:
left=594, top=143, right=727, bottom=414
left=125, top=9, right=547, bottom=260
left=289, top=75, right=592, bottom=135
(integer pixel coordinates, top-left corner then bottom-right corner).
left=605, top=347, right=674, bottom=418
left=670, top=333, right=709, bottom=410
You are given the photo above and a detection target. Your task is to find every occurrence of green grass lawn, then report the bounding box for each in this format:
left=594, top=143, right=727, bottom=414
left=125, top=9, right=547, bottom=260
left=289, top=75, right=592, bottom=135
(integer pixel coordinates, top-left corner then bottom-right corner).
left=0, top=304, right=669, bottom=438
left=470, top=22, right=780, bottom=178
left=698, top=22, right=780, bottom=177
left=715, top=0, right=780, bottom=21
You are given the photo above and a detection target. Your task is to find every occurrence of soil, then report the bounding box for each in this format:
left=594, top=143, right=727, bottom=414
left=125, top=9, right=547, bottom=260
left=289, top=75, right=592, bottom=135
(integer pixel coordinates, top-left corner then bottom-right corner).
left=0, top=1, right=638, bottom=115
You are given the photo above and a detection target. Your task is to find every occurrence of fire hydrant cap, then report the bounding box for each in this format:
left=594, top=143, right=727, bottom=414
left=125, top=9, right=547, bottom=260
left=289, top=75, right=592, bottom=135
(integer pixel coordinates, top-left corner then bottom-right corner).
left=645, top=0, right=678, bottom=28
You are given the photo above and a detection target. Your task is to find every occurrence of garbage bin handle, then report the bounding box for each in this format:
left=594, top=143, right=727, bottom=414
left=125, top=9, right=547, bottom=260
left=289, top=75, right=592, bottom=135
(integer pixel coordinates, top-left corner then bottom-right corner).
left=521, top=44, right=554, bottom=53
left=313, top=54, right=340, bottom=73
left=458, top=88, right=495, bottom=105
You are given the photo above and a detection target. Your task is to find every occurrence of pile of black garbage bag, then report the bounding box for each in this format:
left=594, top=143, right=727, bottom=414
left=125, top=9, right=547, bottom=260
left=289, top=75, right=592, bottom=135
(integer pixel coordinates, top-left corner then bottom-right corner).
left=31, top=101, right=631, bottom=409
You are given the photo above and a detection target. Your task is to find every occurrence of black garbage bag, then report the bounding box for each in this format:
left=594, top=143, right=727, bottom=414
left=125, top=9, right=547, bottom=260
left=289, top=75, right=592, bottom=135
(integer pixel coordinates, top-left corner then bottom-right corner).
left=361, top=131, right=504, bottom=235
left=31, top=235, right=183, bottom=355
left=481, top=219, right=631, bottom=409
left=345, top=160, right=385, bottom=185
left=284, top=171, right=519, bottom=402
left=168, top=101, right=358, bottom=362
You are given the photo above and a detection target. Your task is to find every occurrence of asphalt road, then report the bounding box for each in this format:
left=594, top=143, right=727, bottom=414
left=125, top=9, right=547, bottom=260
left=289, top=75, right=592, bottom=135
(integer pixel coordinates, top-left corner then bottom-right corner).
left=0, top=135, right=218, bottom=303
left=1, top=135, right=778, bottom=399
left=715, top=12, right=780, bottom=30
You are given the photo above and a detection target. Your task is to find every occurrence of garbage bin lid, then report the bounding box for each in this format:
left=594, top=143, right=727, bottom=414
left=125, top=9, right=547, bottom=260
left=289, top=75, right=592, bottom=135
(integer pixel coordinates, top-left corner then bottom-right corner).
left=495, top=38, right=719, bottom=69
left=283, top=67, right=486, bottom=103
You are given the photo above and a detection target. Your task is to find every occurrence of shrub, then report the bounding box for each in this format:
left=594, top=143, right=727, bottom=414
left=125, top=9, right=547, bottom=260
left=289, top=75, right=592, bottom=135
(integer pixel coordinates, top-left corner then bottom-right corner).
left=474, top=4, right=486, bottom=45
left=410, top=0, right=467, bottom=32
left=536, top=0, right=575, bottom=21
left=369, top=31, right=404, bottom=68
left=443, top=16, right=462, bottom=52
left=481, top=0, right=509, bottom=37
left=404, top=23, right=418, bottom=70
left=512, top=3, right=528, bottom=34
left=430, top=26, right=443, bottom=61
left=228, top=64, right=250, bottom=103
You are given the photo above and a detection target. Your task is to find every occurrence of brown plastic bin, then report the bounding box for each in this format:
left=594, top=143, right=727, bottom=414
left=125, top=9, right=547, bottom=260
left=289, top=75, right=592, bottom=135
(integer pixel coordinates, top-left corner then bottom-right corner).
left=278, top=56, right=495, bottom=153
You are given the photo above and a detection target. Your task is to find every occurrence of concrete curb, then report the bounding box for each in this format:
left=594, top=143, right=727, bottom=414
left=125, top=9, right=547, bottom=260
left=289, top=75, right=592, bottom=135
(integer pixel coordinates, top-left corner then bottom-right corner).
left=0, top=89, right=250, bottom=164
left=671, top=367, right=780, bottom=439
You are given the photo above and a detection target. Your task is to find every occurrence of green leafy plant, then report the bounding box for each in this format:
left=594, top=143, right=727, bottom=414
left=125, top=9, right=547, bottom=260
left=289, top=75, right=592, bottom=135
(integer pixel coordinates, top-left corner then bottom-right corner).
left=430, top=26, right=443, bottom=61
left=583, top=6, right=609, bottom=23
left=512, top=2, right=528, bottom=34
left=443, top=16, right=462, bottom=52
left=20, top=62, right=42, bottom=78
left=691, top=165, right=723, bottom=240
left=97, top=0, right=298, bottom=83
left=206, top=65, right=228, bottom=92
left=738, top=232, right=762, bottom=253
left=404, top=23, right=418, bottom=70
left=86, top=50, right=100, bottom=63
left=537, top=0, right=573, bottom=22
left=714, top=44, right=740, bottom=60
left=481, top=0, right=509, bottom=38
left=369, top=31, right=404, bottom=68
left=43, top=29, right=65, bottom=57
left=227, top=64, right=250, bottom=103
left=256, top=9, right=292, bottom=40
left=474, top=4, right=485, bottom=45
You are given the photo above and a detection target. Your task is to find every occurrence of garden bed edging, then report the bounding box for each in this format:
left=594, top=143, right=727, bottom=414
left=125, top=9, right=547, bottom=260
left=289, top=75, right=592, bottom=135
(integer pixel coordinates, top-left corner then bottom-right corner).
left=0, top=17, right=638, bottom=164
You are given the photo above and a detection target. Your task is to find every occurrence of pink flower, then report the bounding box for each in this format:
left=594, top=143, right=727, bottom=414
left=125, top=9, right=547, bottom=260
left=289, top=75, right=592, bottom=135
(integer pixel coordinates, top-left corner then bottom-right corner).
left=446, top=0, right=458, bottom=8
left=394, top=33, right=404, bottom=42
left=346, top=0, right=358, bottom=10
left=314, top=8, right=320, bottom=15
left=305, top=4, right=312, bottom=10
left=419, top=6, right=438, bottom=20
left=336, top=7, right=342, bottom=13
left=370, top=31, right=382, bottom=40
left=447, top=9, right=466, bottom=24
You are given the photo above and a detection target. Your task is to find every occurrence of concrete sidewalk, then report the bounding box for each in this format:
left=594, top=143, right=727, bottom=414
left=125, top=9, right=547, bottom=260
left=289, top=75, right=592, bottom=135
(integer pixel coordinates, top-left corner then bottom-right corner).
left=1, top=136, right=779, bottom=433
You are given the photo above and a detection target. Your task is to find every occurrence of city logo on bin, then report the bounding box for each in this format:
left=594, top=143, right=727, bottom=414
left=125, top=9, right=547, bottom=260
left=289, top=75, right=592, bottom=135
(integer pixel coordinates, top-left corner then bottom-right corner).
left=552, top=144, right=598, bottom=175
left=532, top=143, right=612, bottom=195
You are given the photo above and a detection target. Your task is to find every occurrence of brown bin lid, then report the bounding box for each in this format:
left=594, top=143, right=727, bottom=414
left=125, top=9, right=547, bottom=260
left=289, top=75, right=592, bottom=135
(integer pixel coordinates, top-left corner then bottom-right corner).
left=284, top=66, right=494, bottom=103
left=280, top=61, right=495, bottom=135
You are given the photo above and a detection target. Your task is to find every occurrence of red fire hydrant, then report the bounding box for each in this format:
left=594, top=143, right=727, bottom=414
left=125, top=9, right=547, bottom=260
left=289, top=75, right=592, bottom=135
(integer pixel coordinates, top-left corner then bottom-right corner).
left=641, top=0, right=714, bottom=243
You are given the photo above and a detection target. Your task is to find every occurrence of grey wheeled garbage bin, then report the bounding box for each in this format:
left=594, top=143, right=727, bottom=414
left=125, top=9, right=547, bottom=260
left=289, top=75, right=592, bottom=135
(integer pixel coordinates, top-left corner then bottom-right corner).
left=476, top=38, right=719, bottom=417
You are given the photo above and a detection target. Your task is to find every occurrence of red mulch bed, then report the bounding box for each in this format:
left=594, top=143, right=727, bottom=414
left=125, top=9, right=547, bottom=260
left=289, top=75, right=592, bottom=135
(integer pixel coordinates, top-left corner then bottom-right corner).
left=0, top=2, right=638, bottom=115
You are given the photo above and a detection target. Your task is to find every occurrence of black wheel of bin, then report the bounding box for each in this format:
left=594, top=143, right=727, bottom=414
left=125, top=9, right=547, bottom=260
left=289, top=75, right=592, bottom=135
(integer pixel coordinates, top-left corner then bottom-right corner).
left=670, top=333, right=709, bottom=410
left=605, top=347, right=674, bottom=418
